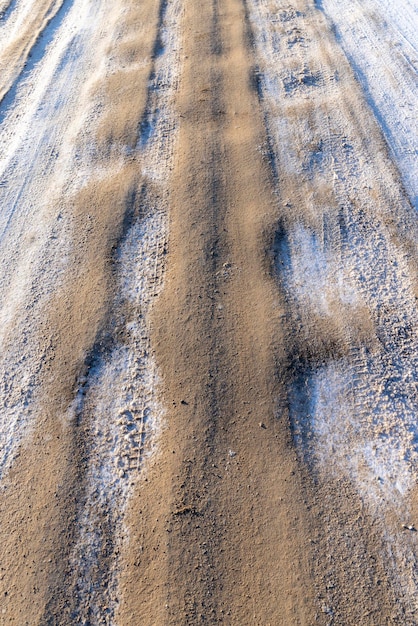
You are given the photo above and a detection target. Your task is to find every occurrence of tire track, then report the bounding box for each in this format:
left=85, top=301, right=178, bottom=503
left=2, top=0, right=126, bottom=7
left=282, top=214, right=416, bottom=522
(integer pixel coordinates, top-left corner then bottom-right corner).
left=0, top=0, right=70, bottom=107
left=0, top=0, right=75, bottom=122
left=0, top=0, right=180, bottom=622
left=0, top=0, right=102, bottom=487
left=246, top=0, right=418, bottom=622
left=51, top=0, right=182, bottom=622
left=0, top=0, right=415, bottom=623
left=126, top=0, right=319, bottom=623
left=318, top=0, right=418, bottom=209
left=0, top=1, right=125, bottom=621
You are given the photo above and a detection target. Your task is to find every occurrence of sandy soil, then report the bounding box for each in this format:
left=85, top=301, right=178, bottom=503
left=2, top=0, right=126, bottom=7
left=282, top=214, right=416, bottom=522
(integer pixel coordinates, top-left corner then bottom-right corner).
left=0, top=0, right=417, bottom=624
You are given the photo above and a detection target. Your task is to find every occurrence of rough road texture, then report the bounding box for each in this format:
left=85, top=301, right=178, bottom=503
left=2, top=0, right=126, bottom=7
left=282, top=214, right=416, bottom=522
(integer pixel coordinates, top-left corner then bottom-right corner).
left=0, top=0, right=417, bottom=624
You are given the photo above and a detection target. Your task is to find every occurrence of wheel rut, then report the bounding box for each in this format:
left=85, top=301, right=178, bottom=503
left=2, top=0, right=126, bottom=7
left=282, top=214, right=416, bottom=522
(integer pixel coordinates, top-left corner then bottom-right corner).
left=0, top=0, right=416, bottom=624
left=0, top=0, right=180, bottom=622
left=121, top=0, right=319, bottom=623
left=245, top=0, right=418, bottom=622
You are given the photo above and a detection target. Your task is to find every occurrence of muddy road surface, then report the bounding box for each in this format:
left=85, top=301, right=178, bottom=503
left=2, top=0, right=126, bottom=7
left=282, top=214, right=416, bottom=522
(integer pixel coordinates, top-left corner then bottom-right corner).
left=0, top=0, right=417, bottom=624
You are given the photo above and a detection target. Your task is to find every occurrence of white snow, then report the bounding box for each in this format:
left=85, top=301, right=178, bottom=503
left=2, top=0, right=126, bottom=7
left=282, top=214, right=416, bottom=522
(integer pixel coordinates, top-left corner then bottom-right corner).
left=247, top=0, right=418, bottom=514
left=0, top=0, right=103, bottom=482
left=319, top=0, right=418, bottom=209
left=247, top=0, right=418, bottom=610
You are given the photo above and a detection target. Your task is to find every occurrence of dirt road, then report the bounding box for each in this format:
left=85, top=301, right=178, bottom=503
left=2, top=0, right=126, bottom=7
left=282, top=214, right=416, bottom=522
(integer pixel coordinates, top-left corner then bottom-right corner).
left=0, top=0, right=417, bottom=624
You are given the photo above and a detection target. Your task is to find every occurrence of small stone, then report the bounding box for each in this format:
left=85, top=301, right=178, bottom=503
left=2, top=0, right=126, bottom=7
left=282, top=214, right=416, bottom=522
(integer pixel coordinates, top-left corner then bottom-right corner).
left=228, top=449, right=236, bottom=458
left=402, top=523, right=416, bottom=531
left=259, top=422, right=266, bottom=429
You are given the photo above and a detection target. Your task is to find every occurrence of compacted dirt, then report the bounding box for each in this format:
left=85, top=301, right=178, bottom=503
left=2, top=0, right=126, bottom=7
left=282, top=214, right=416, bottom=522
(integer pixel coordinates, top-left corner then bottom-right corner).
left=120, top=1, right=319, bottom=623
left=0, top=0, right=417, bottom=624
